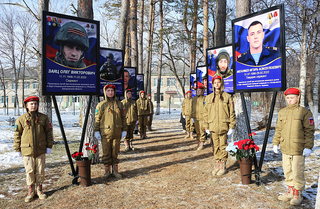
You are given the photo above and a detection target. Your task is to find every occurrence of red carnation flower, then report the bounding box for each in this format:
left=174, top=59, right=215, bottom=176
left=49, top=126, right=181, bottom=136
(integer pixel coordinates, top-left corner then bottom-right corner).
left=85, top=143, right=89, bottom=146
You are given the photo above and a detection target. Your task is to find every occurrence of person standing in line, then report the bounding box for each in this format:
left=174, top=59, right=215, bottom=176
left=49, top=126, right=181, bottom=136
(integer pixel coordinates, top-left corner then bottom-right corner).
left=94, top=84, right=127, bottom=179
left=13, top=96, right=53, bottom=202
left=203, top=75, right=235, bottom=176
left=191, top=86, right=206, bottom=150
left=273, top=88, right=314, bottom=206
left=121, top=89, right=138, bottom=151
left=136, top=91, right=150, bottom=139
left=182, top=90, right=194, bottom=139
left=147, top=94, right=154, bottom=131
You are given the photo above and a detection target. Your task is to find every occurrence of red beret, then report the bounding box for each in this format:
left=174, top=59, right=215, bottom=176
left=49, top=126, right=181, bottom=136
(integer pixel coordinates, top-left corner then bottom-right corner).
left=24, top=96, right=39, bottom=103
left=104, top=84, right=116, bottom=90
left=197, top=85, right=205, bottom=89
left=186, top=90, right=192, bottom=94
left=285, top=88, right=300, bottom=96
left=148, top=94, right=151, bottom=96
left=140, top=91, right=145, bottom=94
left=126, top=89, right=132, bottom=92
left=212, top=75, right=222, bottom=82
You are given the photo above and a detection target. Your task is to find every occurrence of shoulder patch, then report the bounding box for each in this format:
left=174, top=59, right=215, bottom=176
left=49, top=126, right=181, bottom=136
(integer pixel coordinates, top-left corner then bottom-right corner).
left=95, top=109, right=98, bottom=115
left=14, top=124, right=17, bottom=131
left=309, top=117, right=314, bottom=125
left=266, top=46, right=278, bottom=51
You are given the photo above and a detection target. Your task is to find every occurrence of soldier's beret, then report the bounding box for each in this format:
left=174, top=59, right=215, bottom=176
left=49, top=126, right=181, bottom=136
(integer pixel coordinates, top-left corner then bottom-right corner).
left=197, top=85, right=205, bottom=89
left=126, top=89, right=132, bottom=92
left=285, top=88, right=300, bottom=96
left=24, top=96, right=39, bottom=103
left=104, top=84, right=116, bottom=90
left=212, top=75, right=222, bottom=82
left=186, top=90, right=192, bottom=94
left=140, top=91, right=145, bottom=94
left=148, top=94, right=151, bottom=96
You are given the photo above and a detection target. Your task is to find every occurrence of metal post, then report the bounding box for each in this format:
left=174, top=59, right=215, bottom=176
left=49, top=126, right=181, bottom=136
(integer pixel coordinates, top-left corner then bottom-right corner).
left=76, top=95, right=93, bottom=174
left=258, top=91, right=278, bottom=180
left=52, top=96, right=78, bottom=184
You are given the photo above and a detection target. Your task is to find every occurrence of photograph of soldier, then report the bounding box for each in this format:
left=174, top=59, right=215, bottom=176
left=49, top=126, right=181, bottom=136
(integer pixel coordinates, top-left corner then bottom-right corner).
left=136, top=74, right=144, bottom=92
left=13, top=96, right=53, bottom=202
left=191, top=85, right=206, bottom=150
left=237, top=20, right=280, bottom=66
left=196, top=66, right=207, bottom=96
left=215, top=49, right=233, bottom=78
left=100, top=53, right=118, bottom=80
left=147, top=94, right=154, bottom=131
left=121, top=89, right=138, bottom=152
left=190, top=73, right=197, bottom=97
left=202, top=73, right=208, bottom=89
left=54, top=22, right=89, bottom=68
left=94, top=84, right=127, bottom=179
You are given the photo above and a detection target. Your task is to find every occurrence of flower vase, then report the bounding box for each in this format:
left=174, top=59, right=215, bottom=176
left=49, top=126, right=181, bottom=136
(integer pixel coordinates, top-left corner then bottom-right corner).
left=239, top=158, right=252, bottom=185
left=76, top=158, right=91, bottom=187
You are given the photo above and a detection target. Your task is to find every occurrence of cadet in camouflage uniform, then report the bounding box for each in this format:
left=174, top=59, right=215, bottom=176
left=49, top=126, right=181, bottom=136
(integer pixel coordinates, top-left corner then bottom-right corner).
left=136, top=91, right=150, bottom=139
left=147, top=94, right=154, bottom=131
left=100, top=53, right=118, bottom=81
left=94, top=84, right=127, bottom=179
left=191, top=86, right=206, bottom=150
left=13, top=96, right=53, bottom=202
left=203, top=75, right=235, bottom=176
left=273, top=88, right=314, bottom=206
left=215, top=49, right=233, bottom=79
left=121, top=89, right=138, bottom=151
left=181, top=90, right=194, bottom=139
left=54, top=22, right=89, bottom=68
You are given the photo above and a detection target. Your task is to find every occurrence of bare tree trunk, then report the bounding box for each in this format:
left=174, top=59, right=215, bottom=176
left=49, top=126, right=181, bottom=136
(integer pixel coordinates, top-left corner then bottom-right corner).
left=299, top=11, right=307, bottom=107
left=191, top=0, right=198, bottom=73
left=37, top=0, right=52, bottom=122
left=233, top=0, right=251, bottom=142
left=77, top=0, right=99, bottom=164
left=156, top=0, right=163, bottom=115
left=118, top=0, right=130, bottom=50
left=203, top=0, right=208, bottom=60
left=130, top=0, right=138, bottom=67
left=124, top=22, right=131, bottom=66
left=145, top=0, right=155, bottom=94
left=0, top=62, right=7, bottom=115
left=214, top=0, right=226, bottom=47
left=138, top=0, right=144, bottom=74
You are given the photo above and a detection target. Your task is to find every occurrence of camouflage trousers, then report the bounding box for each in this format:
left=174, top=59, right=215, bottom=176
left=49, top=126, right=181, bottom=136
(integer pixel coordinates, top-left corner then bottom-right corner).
left=138, top=115, right=148, bottom=134
left=101, top=137, right=121, bottom=165
left=185, top=116, right=194, bottom=132
left=124, top=123, right=135, bottom=142
left=194, top=119, right=206, bottom=142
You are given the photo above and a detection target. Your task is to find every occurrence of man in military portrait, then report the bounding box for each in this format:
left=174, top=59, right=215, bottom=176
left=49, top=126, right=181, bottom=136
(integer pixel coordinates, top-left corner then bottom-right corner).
left=100, top=53, right=118, bottom=81
left=237, top=21, right=280, bottom=66
left=216, top=49, right=233, bottom=79
left=54, top=22, right=89, bottom=68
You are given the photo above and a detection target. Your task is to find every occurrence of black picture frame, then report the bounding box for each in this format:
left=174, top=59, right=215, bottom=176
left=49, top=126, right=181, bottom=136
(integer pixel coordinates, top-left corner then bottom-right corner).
left=232, top=4, right=286, bottom=93
left=99, top=47, right=124, bottom=97
left=42, top=11, right=100, bottom=95
left=196, top=65, right=208, bottom=96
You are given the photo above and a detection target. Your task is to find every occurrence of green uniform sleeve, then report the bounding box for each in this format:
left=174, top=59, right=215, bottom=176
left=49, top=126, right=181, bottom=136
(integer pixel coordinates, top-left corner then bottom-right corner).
left=45, top=117, right=53, bottom=149
left=120, top=102, right=127, bottom=132
left=134, top=102, right=138, bottom=122
left=191, top=98, right=196, bottom=118
left=273, top=112, right=283, bottom=146
left=94, top=103, right=102, bottom=132
left=181, top=99, right=185, bottom=116
left=228, top=96, right=236, bottom=129
left=203, top=97, right=209, bottom=130
left=13, top=118, right=23, bottom=152
left=303, top=109, right=314, bottom=149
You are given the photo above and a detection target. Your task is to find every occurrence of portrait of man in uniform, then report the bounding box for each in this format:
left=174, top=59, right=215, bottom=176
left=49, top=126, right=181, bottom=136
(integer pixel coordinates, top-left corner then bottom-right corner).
left=216, top=49, right=233, bottom=79
left=237, top=21, right=280, bottom=66
left=100, top=53, right=118, bottom=80
left=54, top=22, right=89, bottom=68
